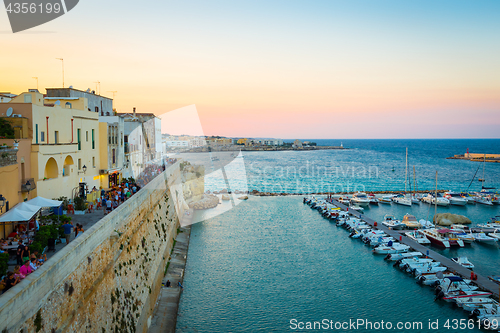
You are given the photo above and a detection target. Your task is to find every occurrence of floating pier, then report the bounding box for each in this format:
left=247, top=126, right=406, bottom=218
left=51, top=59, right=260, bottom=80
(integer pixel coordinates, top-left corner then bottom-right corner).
left=328, top=199, right=500, bottom=300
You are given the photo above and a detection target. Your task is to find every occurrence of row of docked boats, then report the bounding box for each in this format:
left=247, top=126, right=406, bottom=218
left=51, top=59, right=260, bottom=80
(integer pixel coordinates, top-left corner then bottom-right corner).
left=338, top=191, right=500, bottom=208
left=303, top=196, right=500, bottom=329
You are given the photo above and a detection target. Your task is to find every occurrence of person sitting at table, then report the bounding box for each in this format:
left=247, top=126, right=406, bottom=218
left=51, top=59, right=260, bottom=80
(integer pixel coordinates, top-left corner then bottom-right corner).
left=8, top=228, right=18, bottom=239
left=19, top=260, right=32, bottom=276
left=37, top=253, right=47, bottom=264
left=29, top=258, right=39, bottom=271
left=3, top=272, right=20, bottom=292
left=13, top=265, right=25, bottom=280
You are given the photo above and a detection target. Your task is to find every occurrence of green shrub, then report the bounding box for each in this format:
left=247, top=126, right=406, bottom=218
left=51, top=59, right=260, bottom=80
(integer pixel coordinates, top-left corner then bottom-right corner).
left=0, top=253, right=9, bottom=277
left=29, top=241, right=44, bottom=254
left=73, top=197, right=86, bottom=211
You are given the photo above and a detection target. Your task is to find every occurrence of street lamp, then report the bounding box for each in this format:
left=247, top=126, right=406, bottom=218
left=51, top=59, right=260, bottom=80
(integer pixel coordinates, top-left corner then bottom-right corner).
left=79, top=165, right=87, bottom=175
left=0, top=194, right=6, bottom=213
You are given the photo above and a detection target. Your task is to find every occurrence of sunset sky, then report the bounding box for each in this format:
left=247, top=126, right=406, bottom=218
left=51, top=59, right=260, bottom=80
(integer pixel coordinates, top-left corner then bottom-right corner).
left=1, top=0, right=499, bottom=139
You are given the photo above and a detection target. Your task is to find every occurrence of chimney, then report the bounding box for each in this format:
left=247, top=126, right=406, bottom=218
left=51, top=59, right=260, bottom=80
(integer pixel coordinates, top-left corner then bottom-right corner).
left=133, top=107, right=136, bottom=116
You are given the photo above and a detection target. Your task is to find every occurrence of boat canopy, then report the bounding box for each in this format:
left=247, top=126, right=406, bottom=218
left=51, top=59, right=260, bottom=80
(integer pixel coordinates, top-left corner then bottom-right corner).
left=438, top=229, right=451, bottom=233
left=444, top=276, right=464, bottom=282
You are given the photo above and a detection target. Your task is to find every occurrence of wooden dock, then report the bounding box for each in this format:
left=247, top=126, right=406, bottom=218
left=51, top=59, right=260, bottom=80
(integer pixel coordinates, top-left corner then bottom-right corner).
left=329, top=199, right=500, bottom=300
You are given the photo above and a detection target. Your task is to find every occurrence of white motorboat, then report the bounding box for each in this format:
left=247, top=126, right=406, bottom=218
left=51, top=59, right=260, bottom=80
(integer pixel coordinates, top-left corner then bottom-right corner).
left=421, top=194, right=450, bottom=206
left=402, top=214, right=422, bottom=229
left=453, top=231, right=475, bottom=244
left=418, top=219, right=435, bottom=229
left=381, top=214, right=405, bottom=230
left=435, top=277, right=491, bottom=302
left=338, top=197, right=350, bottom=205
left=351, top=192, right=371, bottom=206
left=405, top=230, right=431, bottom=244
left=349, top=205, right=364, bottom=212
left=451, top=256, right=475, bottom=269
left=368, top=237, right=397, bottom=247
left=471, top=232, right=498, bottom=244
left=411, top=195, right=420, bottom=204
left=377, top=196, right=393, bottom=204
left=393, top=195, right=412, bottom=206
left=444, top=192, right=468, bottom=206
left=456, top=297, right=497, bottom=311
left=413, top=265, right=447, bottom=276
left=385, top=251, right=423, bottom=261
left=373, top=242, right=410, bottom=254
left=398, top=257, right=434, bottom=268
left=488, top=232, right=500, bottom=241
left=475, top=195, right=493, bottom=206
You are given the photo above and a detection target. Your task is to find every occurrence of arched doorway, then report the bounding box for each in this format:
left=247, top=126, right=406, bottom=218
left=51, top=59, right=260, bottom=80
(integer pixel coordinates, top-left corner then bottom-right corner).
left=63, top=155, right=74, bottom=177
left=44, top=158, right=58, bottom=179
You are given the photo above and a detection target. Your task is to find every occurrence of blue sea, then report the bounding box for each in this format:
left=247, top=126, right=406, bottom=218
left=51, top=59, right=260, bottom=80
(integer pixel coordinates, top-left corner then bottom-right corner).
left=176, top=139, right=500, bottom=332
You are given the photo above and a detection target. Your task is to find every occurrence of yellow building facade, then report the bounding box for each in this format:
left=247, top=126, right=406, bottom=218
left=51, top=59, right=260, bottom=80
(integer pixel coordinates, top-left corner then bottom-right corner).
left=2, top=91, right=101, bottom=200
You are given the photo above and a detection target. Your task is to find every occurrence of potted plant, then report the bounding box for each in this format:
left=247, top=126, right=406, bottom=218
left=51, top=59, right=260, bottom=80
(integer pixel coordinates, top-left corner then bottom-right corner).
left=73, top=197, right=87, bottom=215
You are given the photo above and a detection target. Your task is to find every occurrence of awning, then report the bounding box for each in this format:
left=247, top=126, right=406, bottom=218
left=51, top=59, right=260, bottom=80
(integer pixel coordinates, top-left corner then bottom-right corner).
left=27, top=196, right=62, bottom=208
left=0, top=203, right=40, bottom=223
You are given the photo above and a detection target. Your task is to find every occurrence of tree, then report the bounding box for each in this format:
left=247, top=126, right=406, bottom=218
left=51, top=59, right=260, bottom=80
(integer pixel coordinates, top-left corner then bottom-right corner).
left=0, top=118, right=15, bottom=139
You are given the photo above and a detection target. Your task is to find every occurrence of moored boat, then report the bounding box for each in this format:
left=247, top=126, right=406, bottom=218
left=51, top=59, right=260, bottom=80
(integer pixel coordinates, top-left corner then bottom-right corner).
left=351, top=192, right=371, bottom=206
left=381, top=214, right=405, bottom=230
left=451, top=256, right=474, bottom=269
left=402, top=214, right=422, bottom=229
left=420, top=228, right=464, bottom=248
left=405, top=230, right=431, bottom=244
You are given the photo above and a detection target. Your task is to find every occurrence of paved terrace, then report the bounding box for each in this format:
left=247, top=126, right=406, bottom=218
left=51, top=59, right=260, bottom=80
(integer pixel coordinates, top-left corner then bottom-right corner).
left=6, top=208, right=111, bottom=271
left=329, top=199, right=500, bottom=300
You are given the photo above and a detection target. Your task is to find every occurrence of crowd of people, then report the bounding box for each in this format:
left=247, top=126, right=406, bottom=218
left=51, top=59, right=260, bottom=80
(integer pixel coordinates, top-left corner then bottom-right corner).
left=0, top=247, right=47, bottom=294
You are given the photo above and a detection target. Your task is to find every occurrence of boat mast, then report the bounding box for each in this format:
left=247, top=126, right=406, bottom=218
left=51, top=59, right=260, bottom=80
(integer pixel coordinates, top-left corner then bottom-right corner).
left=413, top=166, right=417, bottom=195
left=482, top=153, right=486, bottom=188
left=435, top=171, right=438, bottom=218
left=405, top=148, right=408, bottom=194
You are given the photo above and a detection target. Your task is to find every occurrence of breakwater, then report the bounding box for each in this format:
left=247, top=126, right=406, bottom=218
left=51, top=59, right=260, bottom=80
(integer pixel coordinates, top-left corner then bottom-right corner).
left=0, top=163, right=183, bottom=333
left=248, top=189, right=449, bottom=196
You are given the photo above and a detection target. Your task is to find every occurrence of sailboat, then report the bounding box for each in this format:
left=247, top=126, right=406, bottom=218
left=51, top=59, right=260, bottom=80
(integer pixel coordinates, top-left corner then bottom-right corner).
left=393, top=148, right=412, bottom=207
left=411, top=166, right=420, bottom=204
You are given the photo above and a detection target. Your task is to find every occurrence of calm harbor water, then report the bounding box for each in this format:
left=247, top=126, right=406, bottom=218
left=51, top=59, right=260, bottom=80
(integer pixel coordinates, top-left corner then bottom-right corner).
left=202, top=139, right=500, bottom=194
left=176, top=140, right=500, bottom=332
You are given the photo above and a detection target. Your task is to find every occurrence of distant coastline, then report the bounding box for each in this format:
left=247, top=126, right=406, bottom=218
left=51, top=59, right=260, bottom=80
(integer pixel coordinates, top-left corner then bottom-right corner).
left=168, top=145, right=346, bottom=153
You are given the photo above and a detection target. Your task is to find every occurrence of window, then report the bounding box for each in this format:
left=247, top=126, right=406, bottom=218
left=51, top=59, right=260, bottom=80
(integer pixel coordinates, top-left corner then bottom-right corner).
left=41, top=131, right=45, bottom=142
left=86, top=131, right=89, bottom=142
left=92, top=157, right=95, bottom=168
left=95, top=106, right=99, bottom=113
left=108, top=136, right=111, bottom=144
left=35, top=124, right=38, bottom=144
left=54, top=131, right=59, bottom=144
left=77, top=129, right=81, bottom=150
left=112, top=149, right=116, bottom=164
left=78, top=158, right=82, bottom=170
left=92, top=129, right=95, bottom=149
left=24, top=94, right=32, bottom=103
left=65, top=102, right=72, bottom=109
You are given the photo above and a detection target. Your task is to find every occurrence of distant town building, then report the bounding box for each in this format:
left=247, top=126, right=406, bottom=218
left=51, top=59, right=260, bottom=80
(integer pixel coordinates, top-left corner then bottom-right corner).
left=292, top=139, right=303, bottom=149
left=46, top=87, right=114, bottom=116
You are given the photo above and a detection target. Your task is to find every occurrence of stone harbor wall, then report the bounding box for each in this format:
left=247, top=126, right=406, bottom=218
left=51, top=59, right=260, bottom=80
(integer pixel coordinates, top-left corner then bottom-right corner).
left=0, top=162, right=183, bottom=333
